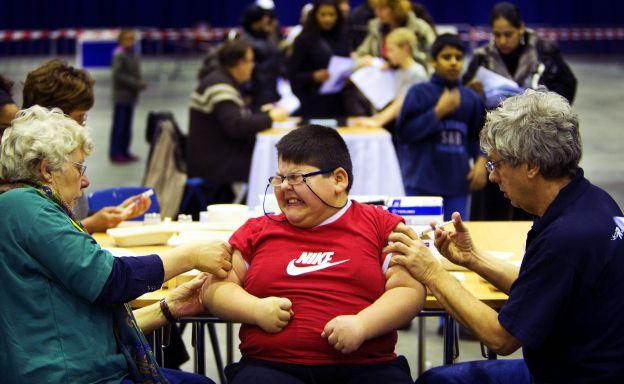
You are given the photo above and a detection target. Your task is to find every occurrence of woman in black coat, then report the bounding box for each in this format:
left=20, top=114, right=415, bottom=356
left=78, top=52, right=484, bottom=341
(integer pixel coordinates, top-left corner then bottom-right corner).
left=463, top=2, right=577, bottom=104
left=289, top=0, right=352, bottom=118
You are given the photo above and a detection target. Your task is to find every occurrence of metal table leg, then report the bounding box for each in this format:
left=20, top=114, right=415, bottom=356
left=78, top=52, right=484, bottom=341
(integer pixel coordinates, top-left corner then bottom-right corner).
left=418, top=316, right=426, bottom=375
left=192, top=321, right=206, bottom=375
left=226, top=323, right=234, bottom=365
left=443, top=314, right=456, bottom=365
left=208, top=324, right=226, bottom=384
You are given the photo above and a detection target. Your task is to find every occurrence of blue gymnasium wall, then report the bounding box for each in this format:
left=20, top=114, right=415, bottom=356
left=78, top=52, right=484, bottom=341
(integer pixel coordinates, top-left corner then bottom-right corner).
left=1, top=0, right=623, bottom=29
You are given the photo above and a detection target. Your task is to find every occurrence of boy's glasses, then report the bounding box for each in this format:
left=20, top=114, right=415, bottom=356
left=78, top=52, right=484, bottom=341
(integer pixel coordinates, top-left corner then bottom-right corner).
left=268, top=168, right=334, bottom=186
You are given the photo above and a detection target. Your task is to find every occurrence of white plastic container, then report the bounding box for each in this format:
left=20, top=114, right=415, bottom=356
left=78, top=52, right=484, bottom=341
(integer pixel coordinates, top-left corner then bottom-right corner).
left=386, top=196, right=444, bottom=226
left=205, top=204, right=250, bottom=225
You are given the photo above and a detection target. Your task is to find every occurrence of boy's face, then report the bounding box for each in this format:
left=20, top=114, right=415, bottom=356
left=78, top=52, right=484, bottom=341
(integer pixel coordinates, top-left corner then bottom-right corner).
left=432, top=45, right=464, bottom=82
left=385, top=41, right=408, bottom=66
left=274, top=159, right=346, bottom=228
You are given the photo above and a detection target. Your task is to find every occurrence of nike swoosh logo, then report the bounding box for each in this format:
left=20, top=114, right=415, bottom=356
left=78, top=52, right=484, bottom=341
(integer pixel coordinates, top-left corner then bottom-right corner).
left=286, top=259, right=350, bottom=276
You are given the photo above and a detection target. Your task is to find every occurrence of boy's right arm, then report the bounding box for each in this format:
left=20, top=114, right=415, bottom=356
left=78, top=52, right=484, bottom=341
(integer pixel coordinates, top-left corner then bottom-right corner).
left=202, top=249, right=293, bottom=333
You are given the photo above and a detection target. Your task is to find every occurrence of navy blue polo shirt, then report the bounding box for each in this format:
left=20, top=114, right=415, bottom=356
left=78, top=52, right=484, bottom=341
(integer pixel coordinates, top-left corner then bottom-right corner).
left=499, top=169, right=624, bottom=383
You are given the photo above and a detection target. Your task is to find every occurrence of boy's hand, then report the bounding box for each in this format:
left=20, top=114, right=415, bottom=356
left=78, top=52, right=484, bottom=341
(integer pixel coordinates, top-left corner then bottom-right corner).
left=253, top=297, right=293, bottom=333
left=322, top=315, right=367, bottom=354
left=434, top=88, right=461, bottom=119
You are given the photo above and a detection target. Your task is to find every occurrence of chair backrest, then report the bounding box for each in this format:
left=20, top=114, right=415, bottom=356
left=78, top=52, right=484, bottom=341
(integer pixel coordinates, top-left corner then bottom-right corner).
left=88, top=186, right=160, bottom=221
left=142, top=111, right=188, bottom=218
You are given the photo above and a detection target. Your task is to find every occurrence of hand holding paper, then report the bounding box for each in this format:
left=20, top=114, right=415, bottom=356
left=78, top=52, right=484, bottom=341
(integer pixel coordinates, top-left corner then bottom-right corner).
left=319, top=56, right=355, bottom=95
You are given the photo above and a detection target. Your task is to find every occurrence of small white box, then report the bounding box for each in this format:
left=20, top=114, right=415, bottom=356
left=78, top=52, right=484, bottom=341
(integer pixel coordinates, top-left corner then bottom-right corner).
left=205, top=204, right=250, bottom=225
left=386, top=196, right=444, bottom=226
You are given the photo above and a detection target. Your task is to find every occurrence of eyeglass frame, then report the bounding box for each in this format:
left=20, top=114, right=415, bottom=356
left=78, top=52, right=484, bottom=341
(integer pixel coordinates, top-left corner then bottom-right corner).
left=485, top=159, right=504, bottom=173
left=268, top=168, right=335, bottom=187
left=71, top=161, right=87, bottom=176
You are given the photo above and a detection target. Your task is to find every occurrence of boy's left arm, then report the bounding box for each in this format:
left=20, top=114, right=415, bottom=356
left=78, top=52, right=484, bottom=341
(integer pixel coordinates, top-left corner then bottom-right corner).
left=322, top=259, right=425, bottom=354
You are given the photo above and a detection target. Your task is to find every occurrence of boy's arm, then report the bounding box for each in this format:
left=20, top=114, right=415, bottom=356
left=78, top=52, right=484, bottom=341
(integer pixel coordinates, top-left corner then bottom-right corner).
left=322, top=261, right=425, bottom=354
left=202, top=249, right=293, bottom=333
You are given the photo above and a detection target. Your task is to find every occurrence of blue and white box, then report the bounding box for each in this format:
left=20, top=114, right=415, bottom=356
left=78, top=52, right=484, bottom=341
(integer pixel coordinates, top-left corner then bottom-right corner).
left=386, top=196, right=444, bottom=226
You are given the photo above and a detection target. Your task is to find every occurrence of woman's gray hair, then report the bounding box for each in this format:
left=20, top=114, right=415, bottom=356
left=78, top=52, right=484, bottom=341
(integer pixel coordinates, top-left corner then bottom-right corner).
left=480, top=89, right=582, bottom=178
left=0, top=105, right=93, bottom=182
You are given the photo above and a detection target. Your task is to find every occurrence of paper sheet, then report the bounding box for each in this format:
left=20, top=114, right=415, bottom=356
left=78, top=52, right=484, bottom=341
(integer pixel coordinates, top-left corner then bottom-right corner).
left=319, top=56, right=355, bottom=94
left=350, top=65, right=396, bottom=110
left=475, top=67, right=520, bottom=91
left=475, top=67, right=525, bottom=108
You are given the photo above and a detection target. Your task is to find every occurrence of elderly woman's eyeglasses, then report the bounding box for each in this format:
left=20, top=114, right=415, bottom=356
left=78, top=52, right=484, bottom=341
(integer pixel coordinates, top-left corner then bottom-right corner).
left=268, top=169, right=333, bottom=186
left=485, top=159, right=504, bottom=173
left=71, top=162, right=87, bottom=176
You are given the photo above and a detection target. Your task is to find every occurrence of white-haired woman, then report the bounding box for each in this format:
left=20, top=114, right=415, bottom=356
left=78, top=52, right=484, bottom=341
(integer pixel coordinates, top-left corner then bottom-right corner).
left=0, top=106, right=231, bottom=383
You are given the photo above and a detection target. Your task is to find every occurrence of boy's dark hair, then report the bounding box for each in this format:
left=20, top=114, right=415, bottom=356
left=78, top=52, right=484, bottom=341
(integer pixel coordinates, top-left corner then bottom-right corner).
left=430, top=33, right=465, bottom=59
left=23, top=59, right=95, bottom=113
left=217, top=39, right=252, bottom=69
left=490, top=2, right=523, bottom=28
left=276, top=125, right=353, bottom=192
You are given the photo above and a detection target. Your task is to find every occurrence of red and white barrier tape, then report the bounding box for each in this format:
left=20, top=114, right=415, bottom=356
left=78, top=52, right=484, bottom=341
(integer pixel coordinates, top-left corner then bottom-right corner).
left=1, top=26, right=623, bottom=43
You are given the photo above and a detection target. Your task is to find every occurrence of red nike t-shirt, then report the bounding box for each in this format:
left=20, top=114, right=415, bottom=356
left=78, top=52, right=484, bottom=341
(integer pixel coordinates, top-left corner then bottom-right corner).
left=229, top=201, right=404, bottom=365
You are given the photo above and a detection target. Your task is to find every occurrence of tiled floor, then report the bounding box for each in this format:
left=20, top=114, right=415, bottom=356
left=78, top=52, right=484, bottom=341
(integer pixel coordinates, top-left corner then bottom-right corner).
left=2, top=54, right=623, bottom=381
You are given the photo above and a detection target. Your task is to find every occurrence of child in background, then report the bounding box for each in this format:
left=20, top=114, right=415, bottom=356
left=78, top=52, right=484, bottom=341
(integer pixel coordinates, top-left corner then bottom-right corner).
left=110, top=29, right=146, bottom=164
left=356, top=27, right=429, bottom=128
left=396, top=33, right=488, bottom=220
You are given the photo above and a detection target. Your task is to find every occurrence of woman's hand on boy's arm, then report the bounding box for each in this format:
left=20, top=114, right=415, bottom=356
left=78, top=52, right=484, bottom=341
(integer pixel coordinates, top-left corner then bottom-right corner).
left=201, top=249, right=294, bottom=333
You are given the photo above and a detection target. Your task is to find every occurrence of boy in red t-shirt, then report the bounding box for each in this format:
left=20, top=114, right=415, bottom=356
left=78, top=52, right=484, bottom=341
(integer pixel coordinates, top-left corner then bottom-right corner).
left=203, top=124, right=425, bottom=383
